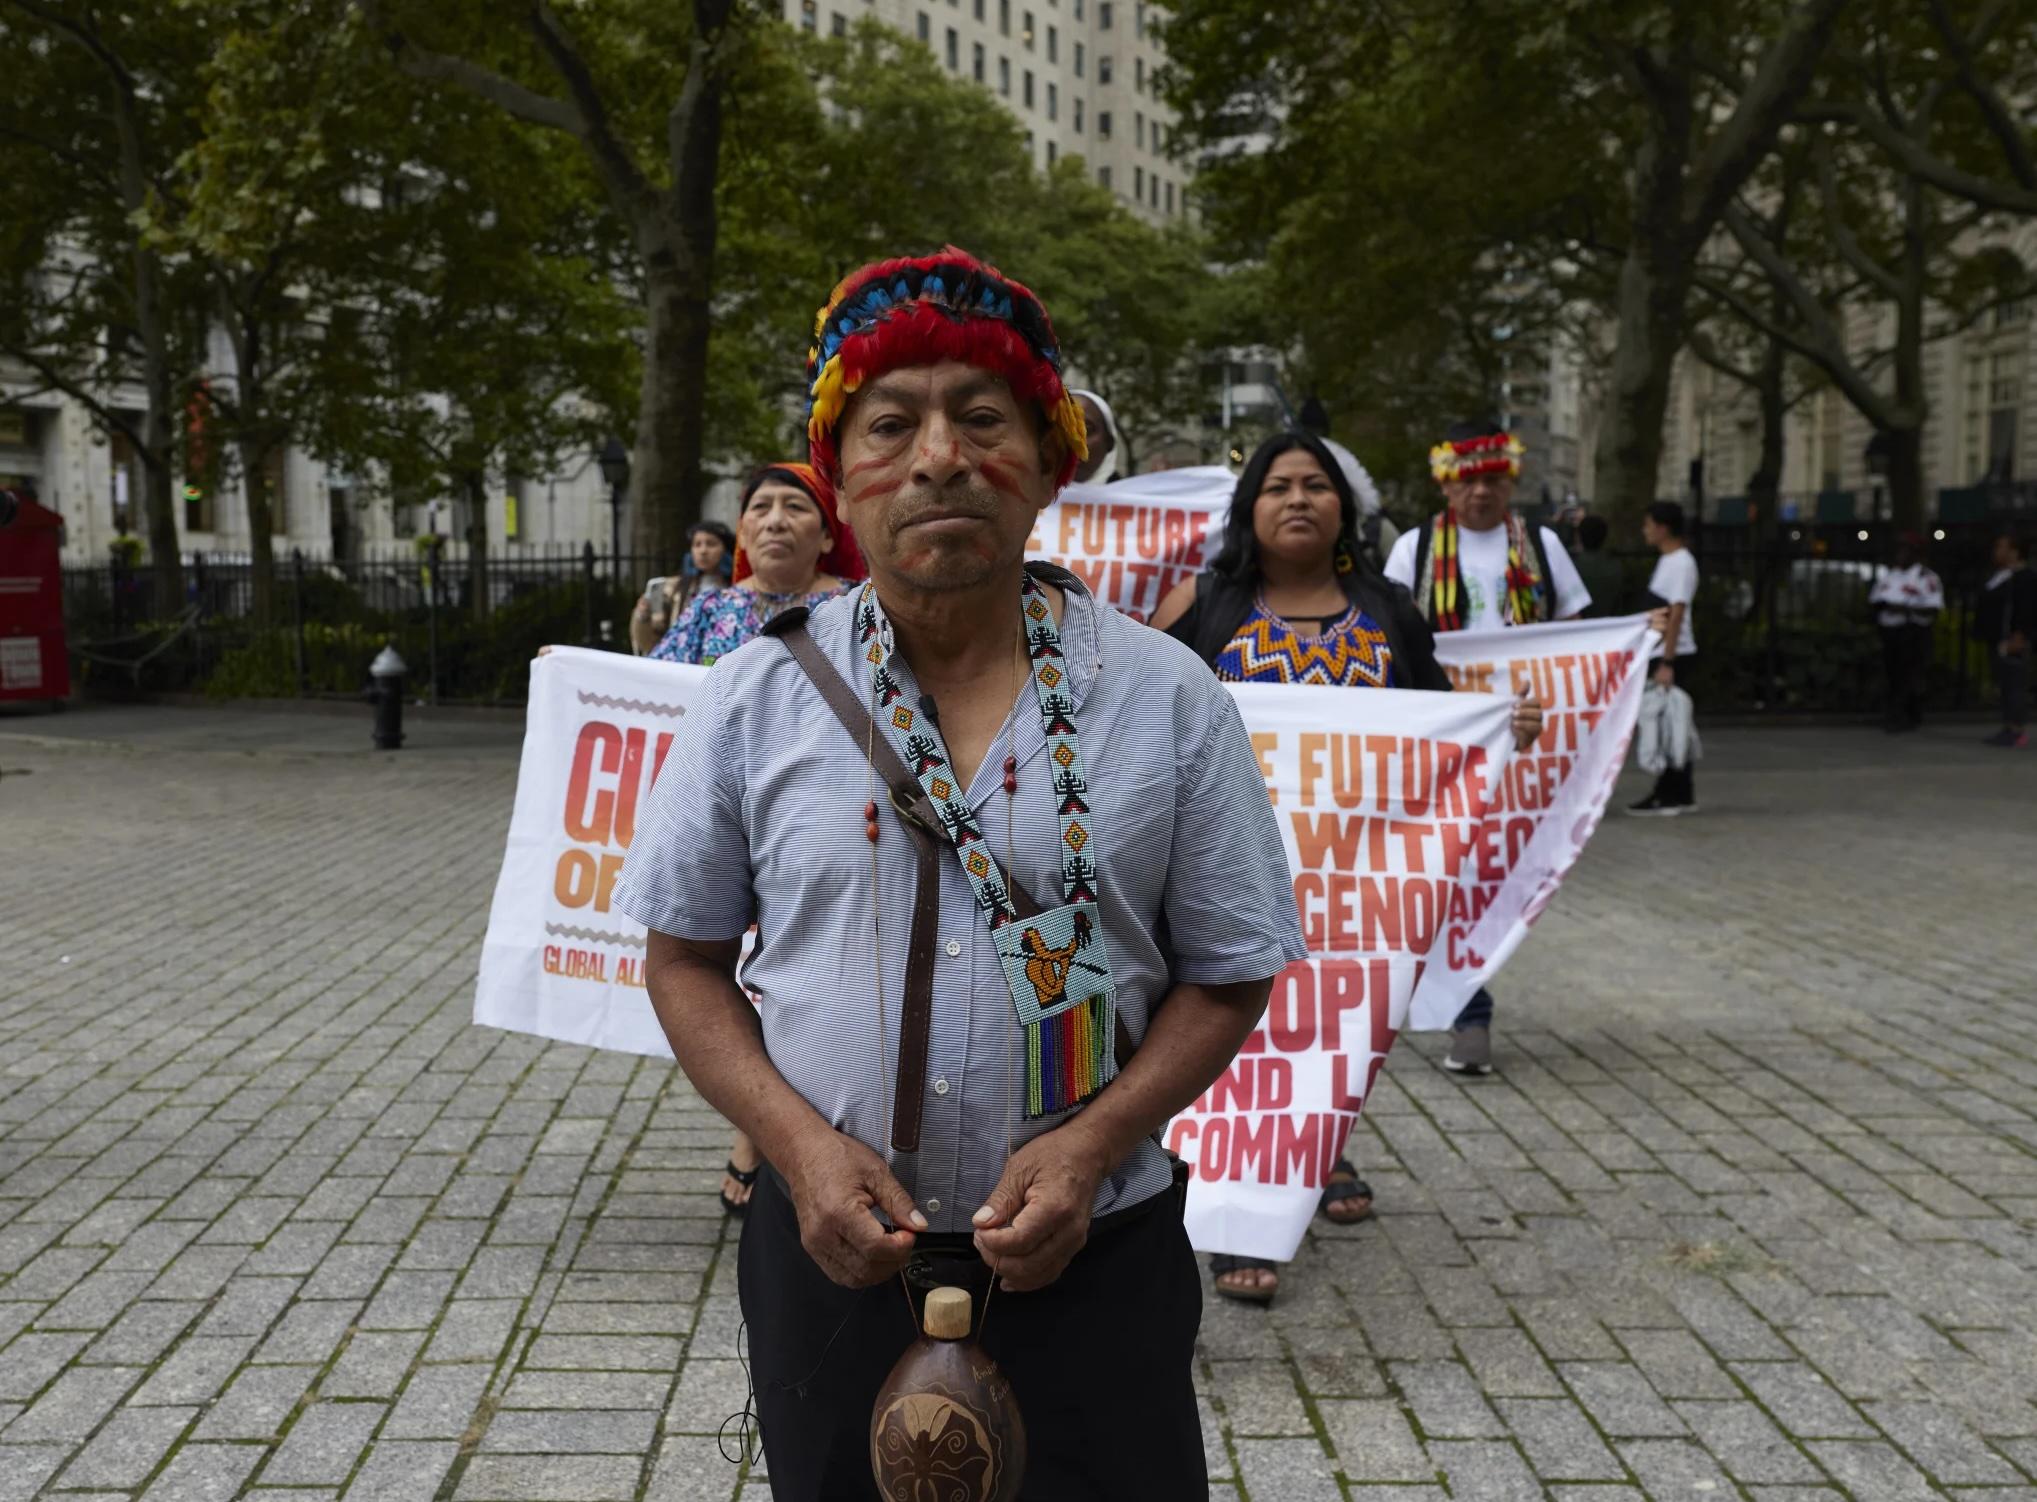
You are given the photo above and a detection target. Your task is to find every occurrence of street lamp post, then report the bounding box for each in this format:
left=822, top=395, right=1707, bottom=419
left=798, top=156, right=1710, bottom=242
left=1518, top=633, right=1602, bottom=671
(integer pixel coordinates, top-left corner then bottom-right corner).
left=599, top=438, right=630, bottom=594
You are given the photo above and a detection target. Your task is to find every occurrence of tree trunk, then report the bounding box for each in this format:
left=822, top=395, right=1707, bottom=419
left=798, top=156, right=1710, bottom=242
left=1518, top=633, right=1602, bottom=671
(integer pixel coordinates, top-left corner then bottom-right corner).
left=1747, top=337, right=1786, bottom=535
left=1882, top=423, right=1925, bottom=533
left=631, top=263, right=710, bottom=565
left=1591, top=239, right=1695, bottom=523
left=1889, top=179, right=1930, bottom=533
left=240, top=438, right=276, bottom=627
left=135, top=232, right=183, bottom=618
left=465, top=470, right=490, bottom=622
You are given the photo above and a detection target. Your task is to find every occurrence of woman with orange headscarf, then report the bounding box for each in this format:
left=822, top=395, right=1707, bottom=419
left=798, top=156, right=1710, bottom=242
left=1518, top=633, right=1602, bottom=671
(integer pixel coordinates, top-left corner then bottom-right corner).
left=648, top=462, right=865, bottom=1214
left=648, top=462, right=866, bottom=666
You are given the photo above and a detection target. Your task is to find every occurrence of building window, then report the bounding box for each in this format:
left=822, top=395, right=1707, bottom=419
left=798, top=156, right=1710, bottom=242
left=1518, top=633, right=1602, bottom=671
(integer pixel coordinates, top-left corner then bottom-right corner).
left=974, top=0, right=984, bottom=15
left=1024, top=9, right=1034, bottom=47
left=1025, top=129, right=1035, bottom=155
left=1164, top=179, right=1174, bottom=214
left=1023, top=69, right=1033, bottom=107
left=1047, top=80, right=1057, bottom=120
left=1152, top=120, right=1164, bottom=152
left=1135, top=110, right=1144, bottom=148
left=1135, top=56, right=1144, bottom=90
left=1135, top=0, right=1145, bottom=36
left=1046, top=23, right=1057, bottom=61
left=1134, top=165, right=1143, bottom=198
left=799, top=0, right=817, bottom=29
left=1098, top=54, right=1112, bottom=84
left=1074, top=0, right=1083, bottom=16
left=914, top=10, right=927, bottom=40
left=973, top=40, right=985, bottom=79
left=946, top=25, right=958, bottom=66
left=1097, top=109, right=1111, bottom=138
left=1074, top=40, right=1084, bottom=76
left=999, top=55, right=1010, bottom=95
left=1099, top=0, right=1112, bottom=27
left=1047, top=139, right=1057, bottom=164
left=1149, top=172, right=1158, bottom=207
left=1098, top=165, right=1111, bottom=189
left=832, top=11, right=847, bottom=34
left=1074, top=97, right=1084, bottom=132
left=999, top=0, right=1010, bottom=33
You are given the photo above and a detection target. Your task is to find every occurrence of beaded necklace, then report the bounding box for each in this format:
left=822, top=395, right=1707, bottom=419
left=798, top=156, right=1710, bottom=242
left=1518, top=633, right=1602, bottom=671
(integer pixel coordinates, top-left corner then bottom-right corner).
left=858, top=577, right=1117, bottom=1119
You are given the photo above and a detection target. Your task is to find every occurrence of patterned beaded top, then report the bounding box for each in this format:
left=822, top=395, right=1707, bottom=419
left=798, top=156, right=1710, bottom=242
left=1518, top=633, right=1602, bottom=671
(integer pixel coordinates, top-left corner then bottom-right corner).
left=1214, top=599, right=1396, bottom=688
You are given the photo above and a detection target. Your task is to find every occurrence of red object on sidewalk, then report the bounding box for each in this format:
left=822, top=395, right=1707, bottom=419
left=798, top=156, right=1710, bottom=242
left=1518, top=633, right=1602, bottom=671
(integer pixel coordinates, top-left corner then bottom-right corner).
left=0, top=492, right=72, bottom=703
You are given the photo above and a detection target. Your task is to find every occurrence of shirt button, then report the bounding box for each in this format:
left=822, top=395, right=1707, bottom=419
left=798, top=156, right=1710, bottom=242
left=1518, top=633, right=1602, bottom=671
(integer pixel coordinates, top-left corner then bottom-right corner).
left=945, top=938, right=962, bottom=957
left=925, top=1198, right=941, bottom=1214
left=933, top=1077, right=950, bottom=1096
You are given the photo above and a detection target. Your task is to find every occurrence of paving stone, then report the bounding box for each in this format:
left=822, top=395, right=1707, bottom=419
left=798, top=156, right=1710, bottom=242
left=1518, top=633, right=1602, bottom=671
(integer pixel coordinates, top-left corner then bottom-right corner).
left=137, top=1441, right=263, bottom=1501
left=1497, top=1395, right=1627, bottom=1481
left=1617, top=1326, right=1739, bottom=1399
left=1388, top=1359, right=1506, bottom=1438
left=260, top=1400, right=386, bottom=1485
left=2, top=1364, right=141, bottom=1440
left=383, top=1364, right=494, bottom=1440
left=1427, top=1438, right=1548, bottom=1501
left=192, top=1364, right=318, bottom=1440
left=342, top=1438, right=460, bottom=1501
left=1805, top=1438, right=1943, bottom=1502
left=1557, top=1361, right=1688, bottom=1438
left=1318, top=1398, right=1434, bottom=1482
left=477, top=1407, right=661, bottom=1453
left=1207, top=1359, right=1312, bottom=1436
left=324, top=1329, right=428, bottom=1400
left=130, top=1335, right=257, bottom=1406
left=0, top=1444, right=68, bottom=1502
left=1731, top=1360, right=1878, bottom=1439
left=1867, top=1397, right=2026, bottom=1484
left=453, top=1454, right=642, bottom=1501
left=0, top=1331, right=91, bottom=1401
left=1233, top=1437, right=1343, bottom=1502
left=51, top=1404, right=196, bottom=1489
left=1674, top=1398, right=1827, bottom=1484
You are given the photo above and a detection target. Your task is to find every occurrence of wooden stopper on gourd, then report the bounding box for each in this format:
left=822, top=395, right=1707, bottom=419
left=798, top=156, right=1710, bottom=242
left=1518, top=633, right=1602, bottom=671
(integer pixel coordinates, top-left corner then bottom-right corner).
left=922, top=1286, right=972, bottom=1341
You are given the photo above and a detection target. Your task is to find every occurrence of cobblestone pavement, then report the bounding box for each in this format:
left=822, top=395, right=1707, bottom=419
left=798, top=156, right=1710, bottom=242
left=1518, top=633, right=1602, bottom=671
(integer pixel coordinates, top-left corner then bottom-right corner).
left=3, top=708, right=2035, bottom=1500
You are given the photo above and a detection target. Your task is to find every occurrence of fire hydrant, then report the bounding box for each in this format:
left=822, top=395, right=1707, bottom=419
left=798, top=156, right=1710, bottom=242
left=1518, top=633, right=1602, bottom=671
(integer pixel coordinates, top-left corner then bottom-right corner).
left=369, top=643, right=407, bottom=750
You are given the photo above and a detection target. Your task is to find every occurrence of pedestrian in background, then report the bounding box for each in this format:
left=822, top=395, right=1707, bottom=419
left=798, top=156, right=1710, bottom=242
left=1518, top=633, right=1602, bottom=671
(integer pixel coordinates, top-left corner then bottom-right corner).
left=1868, top=531, right=1943, bottom=733
left=630, top=520, right=735, bottom=655
left=1977, top=530, right=2035, bottom=749
left=1629, top=501, right=1701, bottom=815
left=1570, top=514, right=1625, bottom=618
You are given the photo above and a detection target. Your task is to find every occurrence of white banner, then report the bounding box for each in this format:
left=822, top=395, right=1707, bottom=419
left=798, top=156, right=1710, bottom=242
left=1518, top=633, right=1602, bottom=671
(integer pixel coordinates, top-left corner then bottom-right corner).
left=1412, top=616, right=1657, bottom=1028
left=474, top=647, right=708, bottom=1057
left=1027, top=467, right=1231, bottom=622
left=1166, top=683, right=1515, bottom=1260
left=474, top=613, right=1649, bottom=1261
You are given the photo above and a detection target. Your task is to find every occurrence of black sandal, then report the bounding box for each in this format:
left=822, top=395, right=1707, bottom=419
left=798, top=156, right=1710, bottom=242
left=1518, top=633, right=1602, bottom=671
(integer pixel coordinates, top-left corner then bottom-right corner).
left=1319, top=1159, right=1374, bottom=1224
left=720, top=1158, right=761, bottom=1217
left=1209, top=1253, right=1279, bottom=1305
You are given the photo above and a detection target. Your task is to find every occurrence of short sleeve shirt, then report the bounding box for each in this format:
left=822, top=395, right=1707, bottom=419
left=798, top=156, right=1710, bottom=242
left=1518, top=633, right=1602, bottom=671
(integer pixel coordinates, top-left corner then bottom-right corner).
left=1647, top=549, right=1700, bottom=655
left=614, top=569, right=1306, bottom=1229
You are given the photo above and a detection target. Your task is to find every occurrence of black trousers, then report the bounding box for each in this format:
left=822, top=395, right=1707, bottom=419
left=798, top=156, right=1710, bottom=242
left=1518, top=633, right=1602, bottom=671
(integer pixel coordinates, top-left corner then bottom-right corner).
left=1879, top=624, right=1931, bottom=727
left=738, top=1167, right=1206, bottom=1502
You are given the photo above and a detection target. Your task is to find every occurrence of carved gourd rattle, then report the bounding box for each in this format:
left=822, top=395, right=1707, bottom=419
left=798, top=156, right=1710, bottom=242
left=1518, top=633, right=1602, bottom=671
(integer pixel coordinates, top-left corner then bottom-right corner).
left=870, top=1286, right=1027, bottom=1502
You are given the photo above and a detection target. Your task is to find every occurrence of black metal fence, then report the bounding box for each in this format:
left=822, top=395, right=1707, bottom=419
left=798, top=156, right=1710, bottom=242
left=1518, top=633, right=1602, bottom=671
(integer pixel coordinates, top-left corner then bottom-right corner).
left=58, top=519, right=2016, bottom=713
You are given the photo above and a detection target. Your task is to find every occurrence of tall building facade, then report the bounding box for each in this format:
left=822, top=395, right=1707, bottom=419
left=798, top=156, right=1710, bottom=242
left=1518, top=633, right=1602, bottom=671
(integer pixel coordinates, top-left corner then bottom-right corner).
left=782, top=0, right=1187, bottom=224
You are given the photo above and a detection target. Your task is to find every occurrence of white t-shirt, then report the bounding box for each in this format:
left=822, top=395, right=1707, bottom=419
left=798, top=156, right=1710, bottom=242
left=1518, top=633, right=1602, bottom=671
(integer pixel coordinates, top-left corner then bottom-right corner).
left=1384, top=521, right=1592, bottom=633
left=1648, top=548, right=1700, bottom=656
left=1867, top=564, right=1944, bottom=628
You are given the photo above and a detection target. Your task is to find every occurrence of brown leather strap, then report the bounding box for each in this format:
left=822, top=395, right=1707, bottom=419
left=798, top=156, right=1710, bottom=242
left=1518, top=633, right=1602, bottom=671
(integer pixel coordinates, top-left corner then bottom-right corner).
left=773, top=615, right=939, bottom=1152
left=766, top=609, right=1135, bottom=1143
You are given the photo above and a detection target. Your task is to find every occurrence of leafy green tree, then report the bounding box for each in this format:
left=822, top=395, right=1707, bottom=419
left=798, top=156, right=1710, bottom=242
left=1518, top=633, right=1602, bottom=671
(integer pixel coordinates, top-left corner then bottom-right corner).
left=359, top=0, right=746, bottom=564
left=1161, top=0, right=1848, bottom=518
left=0, top=0, right=210, bottom=613
left=1709, top=0, right=2037, bottom=527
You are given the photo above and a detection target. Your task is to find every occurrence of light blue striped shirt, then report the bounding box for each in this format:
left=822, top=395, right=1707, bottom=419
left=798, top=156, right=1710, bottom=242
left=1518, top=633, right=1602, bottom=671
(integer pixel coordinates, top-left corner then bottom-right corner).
left=614, top=568, right=1305, bottom=1230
